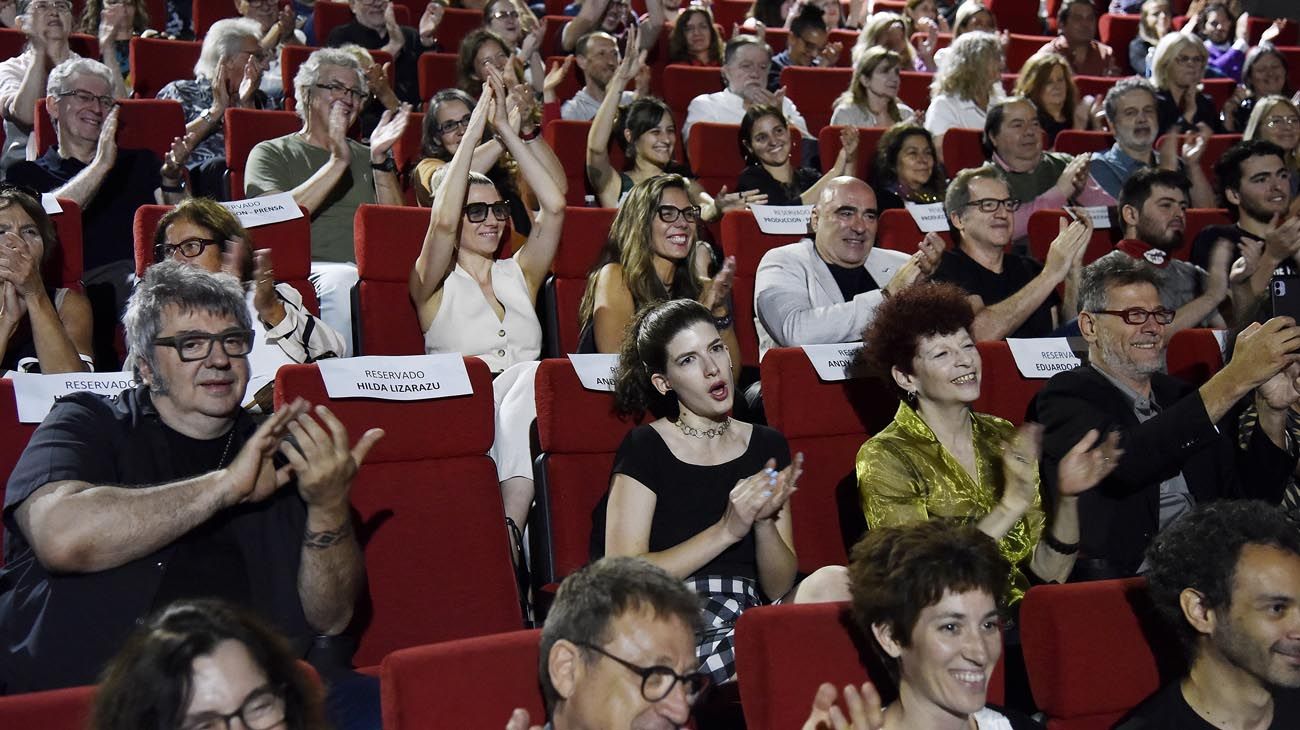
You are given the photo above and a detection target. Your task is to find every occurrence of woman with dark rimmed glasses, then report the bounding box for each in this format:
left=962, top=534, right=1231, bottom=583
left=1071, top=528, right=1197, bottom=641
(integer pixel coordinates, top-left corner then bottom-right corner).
left=411, top=68, right=565, bottom=569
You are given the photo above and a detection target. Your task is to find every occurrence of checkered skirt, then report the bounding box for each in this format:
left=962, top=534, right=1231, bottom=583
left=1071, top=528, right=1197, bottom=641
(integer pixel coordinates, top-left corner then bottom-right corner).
left=688, top=575, right=766, bottom=685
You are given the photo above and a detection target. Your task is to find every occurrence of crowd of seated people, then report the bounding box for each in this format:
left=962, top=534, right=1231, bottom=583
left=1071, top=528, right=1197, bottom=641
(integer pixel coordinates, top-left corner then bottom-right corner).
left=1, top=0, right=1300, bottom=727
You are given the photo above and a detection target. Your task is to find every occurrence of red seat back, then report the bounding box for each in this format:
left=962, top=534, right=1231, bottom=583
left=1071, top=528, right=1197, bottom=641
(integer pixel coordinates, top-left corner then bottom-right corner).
left=1166, top=327, right=1223, bottom=387
left=780, top=66, right=851, bottom=135
left=48, top=198, right=84, bottom=290
left=687, top=122, right=800, bottom=196
left=1052, top=129, right=1113, bottom=155
left=275, top=361, right=521, bottom=665
left=1028, top=209, right=1114, bottom=266
left=191, top=0, right=247, bottom=38
left=709, top=0, right=749, bottom=32
left=431, top=7, right=485, bottom=46
left=877, top=208, right=951, bottom=255
left=0, top=684, right=96, bottom=730
left=35, top=98, right=185, bottom=161
left=721, top=210, right=802, bottom=368
left=941, top=127, right=986, bottom=177
left=532, top=358, right=639, bottom=588
left=545, top=207, right=615, bottom=355
left=1180, top=208, right=1231, bottom=260
left=897, top=71, right=934, bottom=111
left=417, top=52, right=458, bottom=102
left=131, top=204, right=320, bottom=314
left=1021, top=578, right=1183, bottom=730
left=381, top=629, right=544, bottom=730
left=987, top=0, right=1044, bottom=35
left=663, top=64, right=723, bottom=120
left=1097, top=14, right=1139, bottom=74
left=224, top=107, right=302, bottom=199
left=818, top=125, right=886, bottom=182
left=129, top=36, right=202, bottom=99
left=971, top=340, right=1047, bottom=425
left=1004, top=33, right=1055, bottom=70
left=1072, top=75, right=1120, bottom=102
left=353, top=204, right=428, bottom=355
left=761, top=347, right=897, bottom=570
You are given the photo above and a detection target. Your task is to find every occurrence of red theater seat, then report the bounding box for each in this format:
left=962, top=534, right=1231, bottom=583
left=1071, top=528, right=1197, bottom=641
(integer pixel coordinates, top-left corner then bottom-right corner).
left=34, top=99, right=185, bottom=161
left=1027, top=209, right=1114, bottom=267
left=541, top=206, right=615, bottom=356
left=1073, top=75, right=1121, bottom=101
left=987, top=0, right=1043, bottom=36
left=721, top=210, right=803, bottom=368
left=897, top=71, right=933, bottom=111
left=0, top=381, right=39, bottom=565
left=431, top=7, right=485, bottom=46
left=876, top=208, right=950, bottom=255
left=663, top=64, right=724, bottom=120
left=381, top=629, right=544, bottom=730
left=275, top=361, right=522, bottom=665
left=129, top=36, right=202, bottom=99
left=940, top=127, right=986, bottom=177
left=1097, top=14, right=1139, bottom=74
left=224, top=107, right=302, bottom=199
left=1180, top=208, right=1231, bottom=260
left=0, top=684, right=95, bottom=730
left=353, top=204, right=429, bottom=355
left=687, top=122, right=800, bottom=196
left=48, top=198, right=84, bottom=290
left=1004, top=33, right=1055, bottom=70
left=1021, top=578, right=1183, bottom=730
left=1052, top=129, right=1113, bottom=155
left=971, top=340, right=1048, bottom=425
left=818, top=125, right=886, bottom=183
left=1166, top=327, right=1223, bottom=387
left=191, top=0, right=245, bottom=38
left=780, top=66, right=851, bottom=134
left=131, top=204, right=320, bottom=314
left=417, top=52, right=457, bottom=103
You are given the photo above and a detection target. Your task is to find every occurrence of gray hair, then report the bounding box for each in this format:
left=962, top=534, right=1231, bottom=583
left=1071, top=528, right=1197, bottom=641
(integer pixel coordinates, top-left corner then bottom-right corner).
left=1077, top=253, right=1164, bottom=314
left=723, top=33, right=770, bottom=66
left=46, top=57, right=114, bottom=96
left=292, top=48, right=368, bottom=122
left=1102, top=76, right=1158, bottom=126
left=123, top=261, right=252, bottom=381
left=195, top=17, right=263, bottom=80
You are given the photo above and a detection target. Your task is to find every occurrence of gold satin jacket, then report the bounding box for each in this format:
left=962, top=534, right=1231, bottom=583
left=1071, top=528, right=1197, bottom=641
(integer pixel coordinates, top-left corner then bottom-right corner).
left=856, top=402, right=1045, bottom=604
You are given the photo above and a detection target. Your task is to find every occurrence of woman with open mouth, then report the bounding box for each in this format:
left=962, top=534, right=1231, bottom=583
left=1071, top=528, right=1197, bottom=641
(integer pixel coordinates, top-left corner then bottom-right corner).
left=856, top=282, right=1122, bottom=607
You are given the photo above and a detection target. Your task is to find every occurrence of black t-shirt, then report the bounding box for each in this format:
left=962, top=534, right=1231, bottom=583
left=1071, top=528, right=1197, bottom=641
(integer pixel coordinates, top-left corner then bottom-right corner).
left=590, top=424, right=791, bottom=585
left=1155, top=89, right=1226, bottom=135
left=1190, top=223, right=1300, bottom=278
left=326, top=21, right=429, bottom=106
left=6, top=147, right=161, bottom=271
left=736, top=164, right=822, bottom=207
left=932, top=246, right=1060, bottom=338
left=823, top=256, right=880, bottom=302
left=1117, top=682, right=1300, bottom=729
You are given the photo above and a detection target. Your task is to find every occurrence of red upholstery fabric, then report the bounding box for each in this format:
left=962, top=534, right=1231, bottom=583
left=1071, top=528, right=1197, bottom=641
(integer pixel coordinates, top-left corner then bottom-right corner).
left=532, top=358, right=639, bottom=586
left=736, top=602, right=1007, bottom=730
left=761, top=348, right=897, bottom=570
left=49, top=198, right=84, bottom=290
left=1027, top=210, right=1115, bottom=267
left=313, top=2, right=409, bottom=47
left=1021, top=578, right=1182, bottom=730
left=818, top=125, right=886, bottom=182
left=1052, top=129, right=1113, bottom=155
left=1166, top=327, right=1223, bottom=387
left=897, top=71, right=934, bottom=110
left=0, top=684, right=95, bottom=730
left=941, top=127, right=986, bottom=179
left=1004, top=33, right=1055, bottom=69
left=131, top=204, right=320, bottom=314
left=546, top=206, right=615, bottom=355
left=1097, top=15, right=1139, bottom=73
left=430, top=7, right=485, bottom=46
left=720, top=210, right=802, bottom=368
left=191, top=0, right=245, bottom=38
left=709, top=0, right=749, bottom=32
left=780, top=66, right=851, bottom=135
left=687, top=122, right=800, bottom=197
left=987, top=0, right=1044, bottom=35
left=274, top=361, right=521, bottom=665
left=877, top=209, right=950, bottom=255
left=1244, top=16, right=1298, bottom=45
left=353, top=204, right=428, bottom=355
left=971, top=340, right=1048, bottom=425
left=35, top=99, right=185, bottom=161
left=224, top=108, right=302, bottom=199
left=381, top=629, right=543, bottom=730
left=662, top=64, right=723, bottom=120
left=1181, top=209, right=1231, bottom=261
left=281, top=45, right=392, bottom=111
left=128, top=36, right=202, bottom=99
left=0, top=381, right=38, bottom=566
left=417, top=52, right=458, bottom=103
left=0, top=29, right=98, bottom=59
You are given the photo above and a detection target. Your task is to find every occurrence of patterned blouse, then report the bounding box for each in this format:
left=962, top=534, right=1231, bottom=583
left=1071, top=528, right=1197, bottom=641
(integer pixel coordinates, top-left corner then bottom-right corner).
left=156, top=78, right=275, bottom=166
left=856, top=401, right=1045, bottom=604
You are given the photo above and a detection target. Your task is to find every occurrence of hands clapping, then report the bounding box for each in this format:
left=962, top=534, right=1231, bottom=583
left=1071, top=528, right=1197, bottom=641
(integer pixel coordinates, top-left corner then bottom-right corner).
left=720, top=454, right=802, bottom=539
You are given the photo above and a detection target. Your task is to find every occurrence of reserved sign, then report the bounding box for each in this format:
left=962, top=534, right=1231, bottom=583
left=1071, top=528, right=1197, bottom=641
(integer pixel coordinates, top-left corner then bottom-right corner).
left=221, top=192, right=304, bottom=229
left=567, top=353, right=620, bottom=392
left=317, top=355, right=472, bottom=400
left=904, top=202, right=950, bottom=232
left=750, top=204, right=813, bottom=235
left=1075, top=205, right=1112, bottom=229
left=1006, top=338, right=1081, bottom=379
left=6, top=371, right=138, bottom=423
left=801, top=342, right=865, bottom=382
left=40, top=194, right=62, bottom=215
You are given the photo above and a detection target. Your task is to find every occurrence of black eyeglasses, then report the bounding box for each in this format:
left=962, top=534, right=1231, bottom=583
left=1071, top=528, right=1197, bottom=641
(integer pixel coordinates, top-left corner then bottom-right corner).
left=964, top=197, right=1021, bottom=213
left=57, top=89, right=117, bottom=110
left=313, top=82, right=367, bottom=101
left=180, top=684, right=286, bottom=730
left=1091, top=307, right=1175, bottom=325
left=463, top=201, right=510, bottom=223
left=153, top=329, right=255, bottom=362
left=656, top=205, right=701, bottom=223
left=574, top=642, right=712, bottom=704
left=155, top=237, right=220, bottom=260
left=437, top=113, right=472, bottom=135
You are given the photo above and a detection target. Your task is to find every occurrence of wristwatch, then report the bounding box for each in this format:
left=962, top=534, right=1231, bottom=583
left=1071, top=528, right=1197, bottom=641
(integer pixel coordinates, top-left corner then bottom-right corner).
left=371, top=156, right=397, bottom=173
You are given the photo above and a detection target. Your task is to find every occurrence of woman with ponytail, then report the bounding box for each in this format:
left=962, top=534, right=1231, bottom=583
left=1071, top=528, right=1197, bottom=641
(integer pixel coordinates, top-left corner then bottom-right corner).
left=591, top=298, right=849, bottom=686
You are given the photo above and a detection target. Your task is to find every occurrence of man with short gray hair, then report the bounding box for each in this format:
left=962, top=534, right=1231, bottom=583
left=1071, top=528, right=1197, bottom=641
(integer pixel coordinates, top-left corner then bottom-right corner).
left=683, top=34, right=810, bottom=142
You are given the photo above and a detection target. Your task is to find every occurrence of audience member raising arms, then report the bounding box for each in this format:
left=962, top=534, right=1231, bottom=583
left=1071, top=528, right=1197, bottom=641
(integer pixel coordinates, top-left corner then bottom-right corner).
left=738, top=104, right=857, bottom=206
left=872, top=123, right=947, bottom=211
left=668, top=5, right=724, bottom=66
left=577, top=174, right=739, bottom=362
left=832, top=47, right=917, bottom=128
left=593, top=298, right=849, bottom=684
left=1014, top=52, right=1100, bottom=148
left=0, top=184, right=91, bottom=373
left=856, top=282, right=1121, bottom=604
left=925, top=30, right=1005, bottom=166
left=410, top=69, right=565, bottom=542
left=1245, top=95, right=1300, bottom=197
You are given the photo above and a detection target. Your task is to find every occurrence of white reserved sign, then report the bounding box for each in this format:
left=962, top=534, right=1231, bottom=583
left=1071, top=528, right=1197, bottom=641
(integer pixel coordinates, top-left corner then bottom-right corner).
left=801, top=343, right=864, bottom=382
left=1006, top=337, right=1081, bottom=379
left=1074, top=205, right=1112, bottom=229
left=40, top=193, right=62, bottom=215
left=6, top=371, right=137, bottom=423
left=750, top=204, right=813, bottom=235
left=1212, top=328, right=1229, bottom=356
left=317, top=355, right=472, bottom=400
left=567, top=353, right=620, bottom=392
left=904, top=202, right=950, bottom=232
left=220, top=192, right=304, bottom=229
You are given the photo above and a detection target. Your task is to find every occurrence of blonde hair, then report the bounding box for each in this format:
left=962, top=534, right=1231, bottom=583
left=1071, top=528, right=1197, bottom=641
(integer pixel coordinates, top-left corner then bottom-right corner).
left=1014, top=52, right=1078, bottom=117
left=836, top=47, right=905, bottom=123
left=854, top=12, right=913, bottom=68
left=1244, top=95, right=1300, bottom=172
left=932, top=30, right=1001, bottom=101
left=1150, top=31, right=1205, bottom=90
left=952, top=0, right=995, bottom=35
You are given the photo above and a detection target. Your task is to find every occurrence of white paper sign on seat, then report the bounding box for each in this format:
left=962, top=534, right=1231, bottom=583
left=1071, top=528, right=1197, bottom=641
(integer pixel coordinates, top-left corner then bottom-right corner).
left=316, top=355, right=473, bottom=400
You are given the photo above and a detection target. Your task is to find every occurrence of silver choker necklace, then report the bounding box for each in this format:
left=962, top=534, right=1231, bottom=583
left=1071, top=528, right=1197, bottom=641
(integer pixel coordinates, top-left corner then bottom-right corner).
left=674, top=417, right=732, bottom=439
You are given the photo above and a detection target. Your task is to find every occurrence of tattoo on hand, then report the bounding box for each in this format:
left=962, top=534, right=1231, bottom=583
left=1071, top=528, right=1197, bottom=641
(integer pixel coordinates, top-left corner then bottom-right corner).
left=303, top=520, right=353, bottom=550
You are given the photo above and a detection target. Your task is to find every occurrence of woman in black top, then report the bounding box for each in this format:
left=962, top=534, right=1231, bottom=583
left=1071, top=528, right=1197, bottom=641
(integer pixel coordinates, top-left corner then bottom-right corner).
left=591, top=299, right=849, bottom=684
left=872, top=123, right=948, bottom=211
left=736, top=105, right=857, bottom=206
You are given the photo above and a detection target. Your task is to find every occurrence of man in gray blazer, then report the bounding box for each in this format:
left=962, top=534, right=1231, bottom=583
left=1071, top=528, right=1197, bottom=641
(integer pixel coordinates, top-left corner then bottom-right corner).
left=754, top=177, right=944, bottom=359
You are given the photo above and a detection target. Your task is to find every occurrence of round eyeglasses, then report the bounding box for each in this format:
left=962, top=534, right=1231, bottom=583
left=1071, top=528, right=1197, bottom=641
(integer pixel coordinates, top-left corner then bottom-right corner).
left=575, top=642, right=713, bottom=704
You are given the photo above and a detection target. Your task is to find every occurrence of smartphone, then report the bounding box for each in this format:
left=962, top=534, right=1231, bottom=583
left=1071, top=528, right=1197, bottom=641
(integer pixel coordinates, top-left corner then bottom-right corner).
left=1270, top=274, right=1300, bottom=321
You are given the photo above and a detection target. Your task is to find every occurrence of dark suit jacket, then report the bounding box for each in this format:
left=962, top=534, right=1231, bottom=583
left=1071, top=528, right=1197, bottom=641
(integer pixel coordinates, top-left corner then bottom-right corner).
left=1035, top=365, right=1294, bottom=579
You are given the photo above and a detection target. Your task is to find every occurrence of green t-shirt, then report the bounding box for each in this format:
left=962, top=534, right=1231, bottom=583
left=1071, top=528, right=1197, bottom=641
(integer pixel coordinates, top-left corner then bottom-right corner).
left=243, top=134, right=375, bottom=264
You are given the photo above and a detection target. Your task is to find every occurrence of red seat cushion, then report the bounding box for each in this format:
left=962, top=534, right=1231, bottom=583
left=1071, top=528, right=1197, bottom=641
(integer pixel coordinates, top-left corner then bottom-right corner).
left=354, top=204, right=430, bottom=355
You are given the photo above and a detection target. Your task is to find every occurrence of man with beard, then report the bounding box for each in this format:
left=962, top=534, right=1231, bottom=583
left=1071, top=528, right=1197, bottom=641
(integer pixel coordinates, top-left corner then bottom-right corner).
left=1094, top=167, right=1230, bottom=332
left=1036, top=255, right=1300, bottom=580
left=561, top=32, right=641, bottom=121
left=1118, top=501, right=1300, bottom=728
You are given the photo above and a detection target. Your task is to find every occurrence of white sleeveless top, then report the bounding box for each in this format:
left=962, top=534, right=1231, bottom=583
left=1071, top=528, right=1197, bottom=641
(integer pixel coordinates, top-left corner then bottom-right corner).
left=422, top=257, right=542, bottom=373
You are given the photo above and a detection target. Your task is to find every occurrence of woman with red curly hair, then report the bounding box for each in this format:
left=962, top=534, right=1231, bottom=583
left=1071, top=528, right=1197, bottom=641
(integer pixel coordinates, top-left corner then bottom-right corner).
left=856, top=282, right=1121, bottom=602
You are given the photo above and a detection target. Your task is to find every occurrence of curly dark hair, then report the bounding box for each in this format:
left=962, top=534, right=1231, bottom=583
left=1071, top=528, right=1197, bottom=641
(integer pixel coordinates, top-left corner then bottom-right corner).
left=872, top=123, right=946, bottom=196
left=1144, top=500, right=1300, bottom=660
left=861, top=282, right=975, bottom=397
left=848, top=520, right=1009, bottom=681
left=612, top=298, right=714, bottom=417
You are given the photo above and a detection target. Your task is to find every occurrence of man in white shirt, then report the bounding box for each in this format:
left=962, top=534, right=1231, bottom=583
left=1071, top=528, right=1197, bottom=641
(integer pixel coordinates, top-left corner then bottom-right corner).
left=682, top=34, right=810, bottom=143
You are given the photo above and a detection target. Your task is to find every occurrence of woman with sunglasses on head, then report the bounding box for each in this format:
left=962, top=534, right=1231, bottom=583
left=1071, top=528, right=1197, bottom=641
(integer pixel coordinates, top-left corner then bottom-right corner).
left=0, top=184, right=91, bottom=373
left=152, top=197, right=346, bottom=408
left=594, top=298, right=849, bottom=686
left=411, top=68, right=565, bottom=558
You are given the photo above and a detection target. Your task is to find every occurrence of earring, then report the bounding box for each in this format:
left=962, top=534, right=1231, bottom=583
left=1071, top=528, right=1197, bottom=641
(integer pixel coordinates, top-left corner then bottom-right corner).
left=905, top=390, right=918, bottom=406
